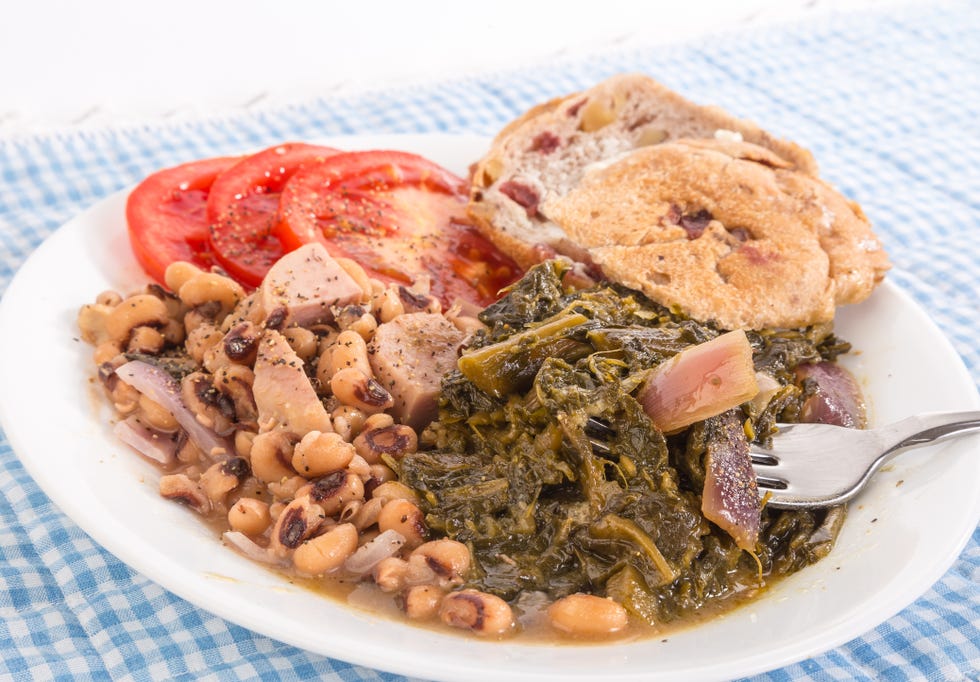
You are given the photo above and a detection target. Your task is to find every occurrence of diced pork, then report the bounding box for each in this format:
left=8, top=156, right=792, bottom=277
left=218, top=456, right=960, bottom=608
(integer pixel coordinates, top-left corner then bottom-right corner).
left=368, top=313, right=465, bottom=430
left=259, top=242, right=363, bottom=327
left=253, top=329, right=332, bottom=435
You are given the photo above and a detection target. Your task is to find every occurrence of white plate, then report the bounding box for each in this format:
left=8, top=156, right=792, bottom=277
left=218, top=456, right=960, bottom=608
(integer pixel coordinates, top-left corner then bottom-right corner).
left=1, top=133, right=978, bottom=681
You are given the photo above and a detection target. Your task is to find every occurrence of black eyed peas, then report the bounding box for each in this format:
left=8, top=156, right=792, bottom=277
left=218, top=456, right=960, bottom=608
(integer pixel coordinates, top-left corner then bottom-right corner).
left=106, top=294, right=169, bottom=346
left=439, top=590, right=515, bottom=637
left=177, top=272, right=244, bottom=321
left=227, top=498, right=272, bottom=536
left=410, top=540, right=471, bottom=586
left=291, top=431, right=355, bottom=478
left=282, top=327, right=318, bottom=362
left=249, top=431, right=299, bottom=483
left=377, top=499, right=427, bottom=548
left=81, top=259, right=540, bottom=641
left=292, top=523, right=359, bottom=576
left=352, top=423, right=418, bottom=464
left=269, top=497, right=327, bottom=556
left=546, top=594, right=629, bottom=637
left=398, top=584, right=444, bottom=620
left=302, top=470, right=365, bottom=516
left=330, top=368, right=394, bottom=415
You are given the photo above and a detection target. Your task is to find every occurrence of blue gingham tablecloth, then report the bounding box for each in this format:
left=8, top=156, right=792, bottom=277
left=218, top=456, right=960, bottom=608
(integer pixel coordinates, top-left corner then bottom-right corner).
left=2, top=3, right=979, bottom=680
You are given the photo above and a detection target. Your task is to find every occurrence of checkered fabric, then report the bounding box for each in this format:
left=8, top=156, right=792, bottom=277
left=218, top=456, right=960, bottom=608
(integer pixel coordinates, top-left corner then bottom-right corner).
left=1, top=2, right=978, bottom=680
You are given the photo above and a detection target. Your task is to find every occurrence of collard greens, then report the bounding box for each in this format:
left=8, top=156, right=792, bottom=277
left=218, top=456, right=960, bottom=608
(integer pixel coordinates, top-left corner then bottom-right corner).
left=398, top=261, right=847, bottom=626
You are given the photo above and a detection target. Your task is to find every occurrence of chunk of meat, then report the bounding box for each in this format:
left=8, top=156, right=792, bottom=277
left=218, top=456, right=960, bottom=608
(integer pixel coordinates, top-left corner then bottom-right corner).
left=253, top=329, right=332, bottom=435
left=368, top=313, right=465, bottom=430
left=259, top=242, right=363, bottom=327
left=702, top=409, right=761, bottom=552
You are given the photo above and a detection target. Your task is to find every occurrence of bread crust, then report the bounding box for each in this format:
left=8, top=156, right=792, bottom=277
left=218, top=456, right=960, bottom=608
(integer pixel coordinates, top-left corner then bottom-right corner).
left=468, top=73, right=889, bottom=329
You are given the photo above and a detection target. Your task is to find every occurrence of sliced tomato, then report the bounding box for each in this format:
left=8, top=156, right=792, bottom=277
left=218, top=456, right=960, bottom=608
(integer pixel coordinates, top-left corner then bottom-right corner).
left=125, top=156, right=240, bottom=283
left=206, top=142, right=341, bottom=287
left=277, top=150, right=522, bottom=307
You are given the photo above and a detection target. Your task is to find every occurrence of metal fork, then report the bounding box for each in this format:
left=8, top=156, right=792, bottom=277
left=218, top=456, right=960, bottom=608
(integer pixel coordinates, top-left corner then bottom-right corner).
left=751, top=411, right=980, bottom=509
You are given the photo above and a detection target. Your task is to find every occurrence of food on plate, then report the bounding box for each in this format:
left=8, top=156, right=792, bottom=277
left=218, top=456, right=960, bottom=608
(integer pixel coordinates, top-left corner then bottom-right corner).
left=206, top=142, right=341, bottom=287
left=277, top=149, right=522, bottom=307
left=126, top=156, right=241, bottom=282
left=127, top=146, right=522, bottom=307
left=78, top=248, right=857, bottom=639
left=468, top=73, right=890, bottom=329
left=79, top=72, right=885, bottom=642
left=401, top=260, right=855, bottom=629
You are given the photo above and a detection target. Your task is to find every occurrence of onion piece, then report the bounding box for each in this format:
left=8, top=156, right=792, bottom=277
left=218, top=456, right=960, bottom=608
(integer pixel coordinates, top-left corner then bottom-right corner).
left=796, top=361, right=866, bottom=428
left=113, top=416, right=176, bottom=465
left=344, top=529, right=407, bottom=575
left=702, top=409, right=761, bottom=551
left=222, top=531, right=286, bottom=566
left=115, top=360, right=231, bottom=459
left=637, top=329, right=760, bottom=433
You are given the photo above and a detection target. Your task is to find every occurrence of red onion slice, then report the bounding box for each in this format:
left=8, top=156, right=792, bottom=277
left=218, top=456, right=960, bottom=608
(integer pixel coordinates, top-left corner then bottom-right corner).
left=702, top=409, right=761, bottom=552
left=344, top=529, right=407, bottom=575
left=222, top=531, right=286, bottom=566
left=113, top=416, right=177, bottom=466
left=115, top=360, right=231, bottom=459
left=796, top=361, right=866, bottom=428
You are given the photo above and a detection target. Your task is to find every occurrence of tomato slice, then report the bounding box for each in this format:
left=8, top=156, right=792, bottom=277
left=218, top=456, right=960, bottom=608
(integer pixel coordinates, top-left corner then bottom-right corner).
left=277, top=150, right=523, bottom=307
left=206, top=142, right=340, bottom=287
left=125, top=156, right=240, bottom=283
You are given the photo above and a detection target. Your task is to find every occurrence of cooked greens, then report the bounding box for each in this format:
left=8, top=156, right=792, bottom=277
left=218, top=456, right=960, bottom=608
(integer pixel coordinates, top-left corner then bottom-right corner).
left=398, top=261, right=847, bottom=627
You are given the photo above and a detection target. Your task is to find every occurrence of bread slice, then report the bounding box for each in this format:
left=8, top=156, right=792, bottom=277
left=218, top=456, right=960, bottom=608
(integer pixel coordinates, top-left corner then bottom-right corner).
left=468, top=73, right=818, bottom=270
left=545, top=138, right=889, bottom=330
left=468, top=73, right=889, bottom=329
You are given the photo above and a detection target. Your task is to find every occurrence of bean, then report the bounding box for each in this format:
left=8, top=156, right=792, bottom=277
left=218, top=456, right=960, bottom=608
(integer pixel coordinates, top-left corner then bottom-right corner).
left=164, top=261, right=202, bottom=292
left=399, top=584, right=444, bottom=620
left=378, top=286, right=405, bottom=323
left=138, top=394, right=178, bottom=432
left=410, top=539, right=471, bottom=586
left=185, top=323, right=223, bottom=364
left=249, top=431, right=297, bottom=483
left=77, top=303, right=114, bottom=344
left=269, top=497, right=326, bottom=556
left=439, top=590, right=514, bottom=636
left=331, top=405, right=367, bottom=442
left=234, top=430, right=256, bottom=458
left=302, top=470, right=364, bottom=516
left=377, top=499, right=426, bottom=548
left=293, top=523, right=359, bottom=576
left=283, top=327, right=318, bottom=362
left=127, top=326, right=165, bottom=354
left=334, top=257, right=372, bottom=303
left=362, top=413, right=394, bottom=431
left=178, top=272, right=244, bottom=320
left=159, top=473, right=211, bottom=514
left=330, top=368, right=393, bottom=415
left=93, top=341, right=122, bottom=366
left=353, top=423, right=417, bottom=464
left=291, top=431, right=355, bottom=478
left=106, top=294, right=169, bottom=345
left=547, top=594, right=629, bottom=637
left=330, top=330, right=372, bottom=377
left=227, top=497, right=272, bottom=536
left=199, top=460, right=242, bottom=505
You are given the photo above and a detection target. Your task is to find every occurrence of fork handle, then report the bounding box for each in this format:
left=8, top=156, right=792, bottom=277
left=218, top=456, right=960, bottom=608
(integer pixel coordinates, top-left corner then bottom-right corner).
left=878, top=410, right=980, bottom=457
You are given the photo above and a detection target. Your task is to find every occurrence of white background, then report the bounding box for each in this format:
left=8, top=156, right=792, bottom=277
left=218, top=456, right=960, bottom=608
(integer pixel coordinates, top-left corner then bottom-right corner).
left=0, top=0, right=906, bottom=135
